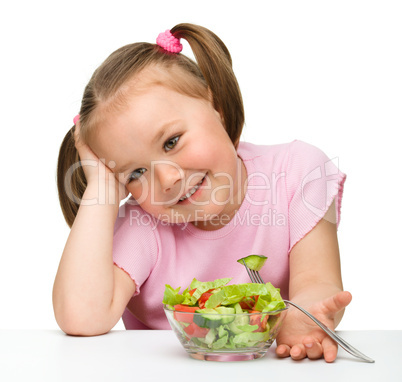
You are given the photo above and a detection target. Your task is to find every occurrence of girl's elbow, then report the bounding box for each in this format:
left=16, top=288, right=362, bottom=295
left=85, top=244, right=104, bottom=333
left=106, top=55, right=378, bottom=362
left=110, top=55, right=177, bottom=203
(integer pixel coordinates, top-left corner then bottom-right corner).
left=57, top=317, right=111, bottom=337
left=54, top=306, right=111, bottom=337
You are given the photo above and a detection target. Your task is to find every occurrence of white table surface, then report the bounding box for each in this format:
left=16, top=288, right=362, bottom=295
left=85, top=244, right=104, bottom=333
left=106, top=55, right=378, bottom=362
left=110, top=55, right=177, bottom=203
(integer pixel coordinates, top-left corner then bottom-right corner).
left=0, top=330, right=400, bottom=382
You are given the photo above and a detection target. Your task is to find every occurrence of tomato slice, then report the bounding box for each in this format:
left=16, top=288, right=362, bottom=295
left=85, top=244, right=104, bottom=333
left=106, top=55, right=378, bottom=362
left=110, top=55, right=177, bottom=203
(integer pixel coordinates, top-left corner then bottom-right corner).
left=198, top=292, right=213, bottom=309
left=239, top=295, right=259, bottom=310
left=249, top=310, right=269, bottom=332
left=240, top=300, right=254, bottom=310
left=183, top=322, right=209, bottom=338
left=173, top=305, right=199, bottom=324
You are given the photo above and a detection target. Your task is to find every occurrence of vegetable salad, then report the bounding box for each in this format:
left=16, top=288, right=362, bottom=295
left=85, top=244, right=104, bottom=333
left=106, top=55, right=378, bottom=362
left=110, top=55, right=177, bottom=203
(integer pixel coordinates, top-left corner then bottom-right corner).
left=163, top=278, right=286, bottom=350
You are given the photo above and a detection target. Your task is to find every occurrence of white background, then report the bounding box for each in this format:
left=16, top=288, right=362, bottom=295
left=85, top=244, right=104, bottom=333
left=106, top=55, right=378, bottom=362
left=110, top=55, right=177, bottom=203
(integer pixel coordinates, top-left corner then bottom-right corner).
left=0, top=0, right=401, bottom=331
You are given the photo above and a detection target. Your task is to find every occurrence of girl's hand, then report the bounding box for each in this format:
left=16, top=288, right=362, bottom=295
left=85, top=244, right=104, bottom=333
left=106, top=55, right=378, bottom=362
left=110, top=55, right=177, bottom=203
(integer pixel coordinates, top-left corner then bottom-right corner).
left=74, top=122, right=128, bottom=203
left=275, top=291, right=352, bottom=362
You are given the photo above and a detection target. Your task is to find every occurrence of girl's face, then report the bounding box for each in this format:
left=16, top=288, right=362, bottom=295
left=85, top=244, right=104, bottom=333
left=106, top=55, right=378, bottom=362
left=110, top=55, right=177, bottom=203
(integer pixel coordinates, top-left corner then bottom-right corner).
left=91, top=83, right=246, bottom=229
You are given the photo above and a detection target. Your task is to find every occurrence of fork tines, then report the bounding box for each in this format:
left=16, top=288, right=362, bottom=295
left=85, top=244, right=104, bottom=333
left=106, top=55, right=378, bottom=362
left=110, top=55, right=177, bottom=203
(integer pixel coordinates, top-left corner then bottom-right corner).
left=241, top=260, right=265, bottom=284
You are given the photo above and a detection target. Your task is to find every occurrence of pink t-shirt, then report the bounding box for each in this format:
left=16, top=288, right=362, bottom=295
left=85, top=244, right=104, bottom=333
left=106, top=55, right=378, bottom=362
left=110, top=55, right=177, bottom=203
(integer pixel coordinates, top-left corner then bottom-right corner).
left=112, top=140, right=346, bottom=330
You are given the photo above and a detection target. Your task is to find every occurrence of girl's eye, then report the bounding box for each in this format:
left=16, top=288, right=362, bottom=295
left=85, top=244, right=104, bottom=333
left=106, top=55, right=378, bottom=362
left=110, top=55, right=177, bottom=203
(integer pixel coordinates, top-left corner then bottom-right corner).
left=164, top=136, right=180, bottom=151
left=127, top=168, right=147, bottom=183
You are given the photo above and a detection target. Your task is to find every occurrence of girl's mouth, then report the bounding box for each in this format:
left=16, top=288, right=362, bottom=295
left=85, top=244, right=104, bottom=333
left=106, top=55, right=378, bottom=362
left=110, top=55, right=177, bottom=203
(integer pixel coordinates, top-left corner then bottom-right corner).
left=178, top=175, right=206, bottom=203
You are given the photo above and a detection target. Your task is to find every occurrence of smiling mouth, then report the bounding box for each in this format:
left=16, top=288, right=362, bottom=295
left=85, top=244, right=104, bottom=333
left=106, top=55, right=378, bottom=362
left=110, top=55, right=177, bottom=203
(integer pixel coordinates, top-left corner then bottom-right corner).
left=178, top=175, right=206, bottom=202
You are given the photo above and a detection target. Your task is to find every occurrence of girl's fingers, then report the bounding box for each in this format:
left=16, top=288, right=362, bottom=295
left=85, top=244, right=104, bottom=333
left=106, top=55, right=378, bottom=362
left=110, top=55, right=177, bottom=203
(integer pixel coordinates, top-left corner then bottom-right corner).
left=277, top=341, right=327, bottom=361
left=73, top=121, right=100, bottom=163
left=289, top=344, right=307, bottom=360
left=322, top=336, right=338, bottom=363
left=276, top=344, right=290, bottom=358
left=303, top=338, right=324, bottom=360
left=73, top=121, right=86, bottom=153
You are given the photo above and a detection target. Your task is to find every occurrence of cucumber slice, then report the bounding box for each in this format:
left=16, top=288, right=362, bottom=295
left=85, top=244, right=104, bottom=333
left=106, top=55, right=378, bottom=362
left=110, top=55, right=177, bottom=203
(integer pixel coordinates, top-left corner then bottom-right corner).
left=228, top=303, right=250, bottom=334
left=194, top=307, right=236, bottom=328
left=194, top=309, right=222, bottom=328
left=237, top=255, right=267, bottom=271
left=214, top=307, right=235, bottom=324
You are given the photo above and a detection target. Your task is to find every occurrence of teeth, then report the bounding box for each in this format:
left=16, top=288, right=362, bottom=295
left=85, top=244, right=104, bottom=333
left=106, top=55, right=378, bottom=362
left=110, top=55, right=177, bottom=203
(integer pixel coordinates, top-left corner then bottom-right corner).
left=179, top=177, right=204, bottom=202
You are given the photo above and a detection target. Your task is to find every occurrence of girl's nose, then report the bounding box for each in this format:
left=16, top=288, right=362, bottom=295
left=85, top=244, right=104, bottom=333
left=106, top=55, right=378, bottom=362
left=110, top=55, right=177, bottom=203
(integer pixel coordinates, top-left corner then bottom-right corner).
left=152, top=161, right=184, bottom=193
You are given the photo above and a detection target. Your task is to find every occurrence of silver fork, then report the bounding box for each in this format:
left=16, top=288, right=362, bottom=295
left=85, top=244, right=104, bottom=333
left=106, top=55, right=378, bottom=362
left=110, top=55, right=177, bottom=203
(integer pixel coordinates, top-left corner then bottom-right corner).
left=242, top=260, right=375, bottom=363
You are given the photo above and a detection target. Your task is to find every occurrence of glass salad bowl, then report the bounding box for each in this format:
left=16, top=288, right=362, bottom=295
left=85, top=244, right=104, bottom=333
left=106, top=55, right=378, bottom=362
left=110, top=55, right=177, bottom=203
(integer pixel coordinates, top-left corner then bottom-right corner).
left=163, top=303, right=288, bottom=361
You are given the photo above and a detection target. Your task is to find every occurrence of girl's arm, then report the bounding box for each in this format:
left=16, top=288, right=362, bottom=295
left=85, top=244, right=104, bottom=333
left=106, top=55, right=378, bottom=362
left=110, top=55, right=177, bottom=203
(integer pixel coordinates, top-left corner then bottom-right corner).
left=275, top=201, right=352, bottom=362
left=53, top=125, right=135, bottom=336
left=52, top=186, right=135, bottom=336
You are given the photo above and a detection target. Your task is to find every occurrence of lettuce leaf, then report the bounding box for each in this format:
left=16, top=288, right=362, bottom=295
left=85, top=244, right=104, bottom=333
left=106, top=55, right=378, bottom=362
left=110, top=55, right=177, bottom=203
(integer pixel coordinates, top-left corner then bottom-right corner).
left=204, top=289, right=226, bottom=308
left=162, top=285, right=184, bottom=305
left=162, top=279, right=285, bottom=313
left=253, top=283, right=286, bottom=313
left=189, top=278, right=232, bottom=304
left=219, top=283, right=270, bottom=305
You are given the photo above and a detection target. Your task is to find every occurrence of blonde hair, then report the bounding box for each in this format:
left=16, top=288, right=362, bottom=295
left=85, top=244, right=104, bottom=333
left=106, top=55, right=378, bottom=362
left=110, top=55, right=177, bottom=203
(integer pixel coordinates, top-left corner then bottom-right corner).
left=57, top=23, right=244, bottom=227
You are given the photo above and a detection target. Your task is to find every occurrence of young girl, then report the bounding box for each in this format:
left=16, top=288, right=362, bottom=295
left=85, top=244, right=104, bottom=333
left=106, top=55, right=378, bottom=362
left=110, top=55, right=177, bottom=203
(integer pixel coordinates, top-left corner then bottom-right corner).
left=53, top=23, right=352, bottom=363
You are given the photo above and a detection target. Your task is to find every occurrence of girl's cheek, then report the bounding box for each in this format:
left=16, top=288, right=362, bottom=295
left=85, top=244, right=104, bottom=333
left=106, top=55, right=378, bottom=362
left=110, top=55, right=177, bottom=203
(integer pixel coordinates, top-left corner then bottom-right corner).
left=128, top=181, right=150, bottom=206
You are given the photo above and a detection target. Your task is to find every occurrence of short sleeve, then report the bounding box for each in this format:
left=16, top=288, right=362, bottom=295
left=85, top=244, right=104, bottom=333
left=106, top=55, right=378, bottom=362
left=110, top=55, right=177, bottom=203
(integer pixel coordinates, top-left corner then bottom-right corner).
left=112, top=199, right=159, bottom=296
left=286, top=140, right=346, bottom=252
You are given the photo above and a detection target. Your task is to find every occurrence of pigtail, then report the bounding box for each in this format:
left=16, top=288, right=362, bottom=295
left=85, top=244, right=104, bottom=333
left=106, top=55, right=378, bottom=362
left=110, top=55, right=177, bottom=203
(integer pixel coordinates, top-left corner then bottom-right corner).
left=56, top=126, right=87, bottom=228
left=171, top=23, right=244, bottom=147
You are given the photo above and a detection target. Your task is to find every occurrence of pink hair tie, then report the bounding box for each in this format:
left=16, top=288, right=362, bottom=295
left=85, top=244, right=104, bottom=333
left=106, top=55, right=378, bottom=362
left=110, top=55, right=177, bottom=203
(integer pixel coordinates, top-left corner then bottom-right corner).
left=156, top=30, right=183, bottom=53
left=73, top=114, right=80, bottom=125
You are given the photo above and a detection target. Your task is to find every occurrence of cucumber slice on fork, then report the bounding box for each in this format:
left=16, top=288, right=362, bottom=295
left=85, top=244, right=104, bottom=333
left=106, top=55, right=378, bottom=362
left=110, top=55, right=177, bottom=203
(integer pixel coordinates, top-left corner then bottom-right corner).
left=237, top=255, right=267, bottom=271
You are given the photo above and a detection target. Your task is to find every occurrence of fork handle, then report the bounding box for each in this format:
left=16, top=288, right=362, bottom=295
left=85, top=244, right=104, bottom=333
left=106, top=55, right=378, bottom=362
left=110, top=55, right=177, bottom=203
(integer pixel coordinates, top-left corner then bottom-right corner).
left=283, top=300, right=375, bottom=363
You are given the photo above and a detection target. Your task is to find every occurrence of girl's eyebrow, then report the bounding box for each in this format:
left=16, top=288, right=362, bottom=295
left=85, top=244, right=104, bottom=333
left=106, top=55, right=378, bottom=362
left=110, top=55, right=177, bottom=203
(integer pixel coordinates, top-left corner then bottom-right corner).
left=114, top=163, right=131, bottom=175
left=151, top=120, right=180, bottom=145
left=114, top=120, right=181, bottom=175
